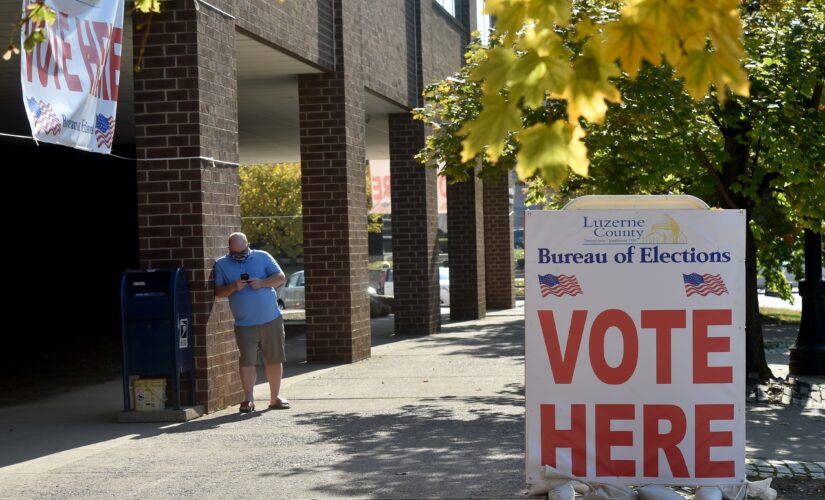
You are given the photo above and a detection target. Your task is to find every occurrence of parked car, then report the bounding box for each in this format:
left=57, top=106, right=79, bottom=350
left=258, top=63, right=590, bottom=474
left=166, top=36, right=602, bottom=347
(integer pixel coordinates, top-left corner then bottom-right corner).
left=279, top=270, right=304, bottom=309
left=439, top=266, right=450, bottom=306
left=279, top=270, right=382, bottom=311
left=384, top=267, right=450, bottom=306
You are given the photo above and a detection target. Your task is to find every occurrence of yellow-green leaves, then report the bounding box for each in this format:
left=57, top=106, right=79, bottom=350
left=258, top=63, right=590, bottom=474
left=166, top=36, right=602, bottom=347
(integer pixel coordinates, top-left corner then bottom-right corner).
left=240, top=163, right=304, bottom=260
left=563, top=37, right=621, bottom=123
left=510, top=29, right=572, bottom=106
left=17, top=1, right=56, bottom=53
left=517, top=121, right=588, bottom=187
left=526, top=0, right=571, bottom=28
left=459, top=94, right=521, bottom=163
left=605, top=0, right=747, bottom=94
left=23, top=30, right=47, bottom=52
left=26, top=1, right=56, bottom=24
left=678, top=50, right=749, bottom=100
left=678, top=51, right=719, bottom=100
left=476, top=48, right=517, bottom=92
left=456, top=0, right=751, bottom=186
left=134, top=0, right=162, bottom=14
left=484, top=0, right=528, bottom=43
left=705, top=0, right=745, bottom=59
left=604, top=13, right=662, bottom=77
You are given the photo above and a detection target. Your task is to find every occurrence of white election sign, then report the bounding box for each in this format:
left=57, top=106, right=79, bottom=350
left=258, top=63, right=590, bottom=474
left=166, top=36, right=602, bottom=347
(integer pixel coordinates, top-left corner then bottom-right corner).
left=21, top=0, right=124, bottom=154
left=525, top=208, right=745, bottom=487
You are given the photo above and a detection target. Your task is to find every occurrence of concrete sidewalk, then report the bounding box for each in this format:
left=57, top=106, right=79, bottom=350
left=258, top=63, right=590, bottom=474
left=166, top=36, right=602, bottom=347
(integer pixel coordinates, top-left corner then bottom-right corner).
left=0, top=306, right=822, bottom=498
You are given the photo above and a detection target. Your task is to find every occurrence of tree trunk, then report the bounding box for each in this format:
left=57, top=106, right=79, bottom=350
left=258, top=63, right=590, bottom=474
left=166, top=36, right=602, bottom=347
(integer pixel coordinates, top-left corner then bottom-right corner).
left=745, top=215, right=774, bottom=380
left=715, top=107, right=772, bottom=381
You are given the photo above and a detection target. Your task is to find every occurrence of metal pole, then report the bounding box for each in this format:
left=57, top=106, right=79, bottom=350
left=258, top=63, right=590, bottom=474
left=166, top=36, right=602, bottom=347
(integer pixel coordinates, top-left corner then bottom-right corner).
left=789, top=228, right=825, bottom=376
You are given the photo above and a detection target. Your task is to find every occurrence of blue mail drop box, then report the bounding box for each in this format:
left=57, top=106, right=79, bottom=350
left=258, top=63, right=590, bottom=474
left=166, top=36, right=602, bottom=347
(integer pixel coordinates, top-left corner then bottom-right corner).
left=120, top=268, right=195, bottom=411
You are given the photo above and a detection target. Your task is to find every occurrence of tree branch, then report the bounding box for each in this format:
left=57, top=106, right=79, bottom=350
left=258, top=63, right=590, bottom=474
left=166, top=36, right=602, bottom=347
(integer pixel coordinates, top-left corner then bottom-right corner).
left=752, top=135, right=762, bottom=172
left=751, top=135, right=778, bottom=197
left=691, top=142, right=739, bottom=209
left=756, top=172, right=780, bottom=197
left=809, top=80, right=823, bottom=110
left=654, top=177, right=684, bottom=194
left=661, top=130, right=683, bottom=141
left=709, top=111, right=725, bottom=131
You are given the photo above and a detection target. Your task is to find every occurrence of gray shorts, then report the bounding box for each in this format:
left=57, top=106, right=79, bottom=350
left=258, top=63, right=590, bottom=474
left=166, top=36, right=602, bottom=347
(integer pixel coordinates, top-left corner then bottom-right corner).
left=234, top=317, right=286, bottom=366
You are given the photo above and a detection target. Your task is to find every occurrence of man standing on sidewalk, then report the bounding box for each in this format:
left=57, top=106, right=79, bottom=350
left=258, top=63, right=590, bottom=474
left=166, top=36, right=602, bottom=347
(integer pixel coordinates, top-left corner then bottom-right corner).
left=214, top=232, right=290, bottom=412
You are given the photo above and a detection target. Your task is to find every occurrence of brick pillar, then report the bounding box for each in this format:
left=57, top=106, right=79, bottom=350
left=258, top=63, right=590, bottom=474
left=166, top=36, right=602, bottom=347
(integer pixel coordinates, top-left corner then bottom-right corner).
left=447, top=169, right=486, bottom=320
left=389, top=114, right=440, bottom=335
left=133, top=0, right=241, bottom=412
left=298, top=0, right=370, bottom=363
left=483, top=170, right=515, bottom=309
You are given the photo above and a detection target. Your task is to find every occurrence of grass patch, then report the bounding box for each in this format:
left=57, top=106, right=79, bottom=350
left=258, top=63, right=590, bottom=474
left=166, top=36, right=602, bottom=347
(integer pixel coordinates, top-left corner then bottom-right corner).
left=515, top=277, right=525, bottom=299
left=759, top=307, right=801, bottom=325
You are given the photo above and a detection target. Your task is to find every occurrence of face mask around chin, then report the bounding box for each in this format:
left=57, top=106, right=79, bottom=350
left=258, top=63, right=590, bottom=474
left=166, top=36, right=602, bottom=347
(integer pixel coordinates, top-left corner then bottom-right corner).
left=230, top=248, right=249, bottom=261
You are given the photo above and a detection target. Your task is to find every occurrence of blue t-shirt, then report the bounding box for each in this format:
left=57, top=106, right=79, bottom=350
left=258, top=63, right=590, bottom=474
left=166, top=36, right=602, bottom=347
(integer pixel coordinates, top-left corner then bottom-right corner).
left=214, top=249, right=282, bottom=327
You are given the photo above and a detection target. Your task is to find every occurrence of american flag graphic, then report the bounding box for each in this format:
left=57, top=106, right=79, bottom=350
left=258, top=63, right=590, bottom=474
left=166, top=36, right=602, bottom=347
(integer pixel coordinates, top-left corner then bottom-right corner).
left=538, top=274, right=583, bottom=297
left=26, top=97, right=61, bottom=136
left=95, top=113, right=115, bottom=149
left=683, top=273, right=728, bottom=296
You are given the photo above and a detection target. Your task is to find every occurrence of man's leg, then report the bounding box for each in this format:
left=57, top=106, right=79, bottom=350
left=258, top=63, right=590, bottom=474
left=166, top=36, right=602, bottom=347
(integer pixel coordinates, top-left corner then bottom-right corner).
left=234, top=326, right=259, bottom=405
left=265, top=363, right=283, bottom=405
left=240, top=364, right=257, bottom=402
left=260, top=317, right=289, bottom=407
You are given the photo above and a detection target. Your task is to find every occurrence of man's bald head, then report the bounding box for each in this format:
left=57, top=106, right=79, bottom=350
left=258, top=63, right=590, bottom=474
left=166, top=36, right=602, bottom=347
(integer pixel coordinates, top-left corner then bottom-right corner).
left=228, top=232, right=248, bottom=253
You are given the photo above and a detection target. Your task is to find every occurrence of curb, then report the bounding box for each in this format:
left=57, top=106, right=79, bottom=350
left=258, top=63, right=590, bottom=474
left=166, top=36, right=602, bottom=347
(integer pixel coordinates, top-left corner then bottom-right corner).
left=746, top=459, right=825, bottom=480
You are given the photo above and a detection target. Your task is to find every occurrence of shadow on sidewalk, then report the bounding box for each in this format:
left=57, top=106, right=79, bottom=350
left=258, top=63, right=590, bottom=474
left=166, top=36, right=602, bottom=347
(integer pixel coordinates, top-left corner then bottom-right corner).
left=0, top=314, right=435, bottom=469
left=279, top=315, right=411, bottom=379
left=429, top=315, right=525, bottom=360
left=285, top=383, right=527, bottom=498
left=0, top=383, right=305, bottom=469
left=259, top=314, right=530, bottom=498
left=746, top=404, right=825, bottom=462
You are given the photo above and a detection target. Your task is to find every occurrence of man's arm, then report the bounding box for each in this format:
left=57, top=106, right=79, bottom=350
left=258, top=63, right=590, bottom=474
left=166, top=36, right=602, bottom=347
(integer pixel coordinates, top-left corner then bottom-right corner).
left=248, top=271, right=286, bottom=290
left=215, top=280, right=245, bottom=298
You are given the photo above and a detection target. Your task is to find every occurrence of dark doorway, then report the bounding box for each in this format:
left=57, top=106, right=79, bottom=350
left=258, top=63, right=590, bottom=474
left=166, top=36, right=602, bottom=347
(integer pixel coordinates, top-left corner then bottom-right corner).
left=0, top=141, right=139, bottom=406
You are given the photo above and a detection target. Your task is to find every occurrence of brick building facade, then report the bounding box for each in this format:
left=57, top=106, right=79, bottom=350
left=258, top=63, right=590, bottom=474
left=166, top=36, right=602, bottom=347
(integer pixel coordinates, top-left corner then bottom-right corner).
left=0, top=0, right=514, bottom=413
